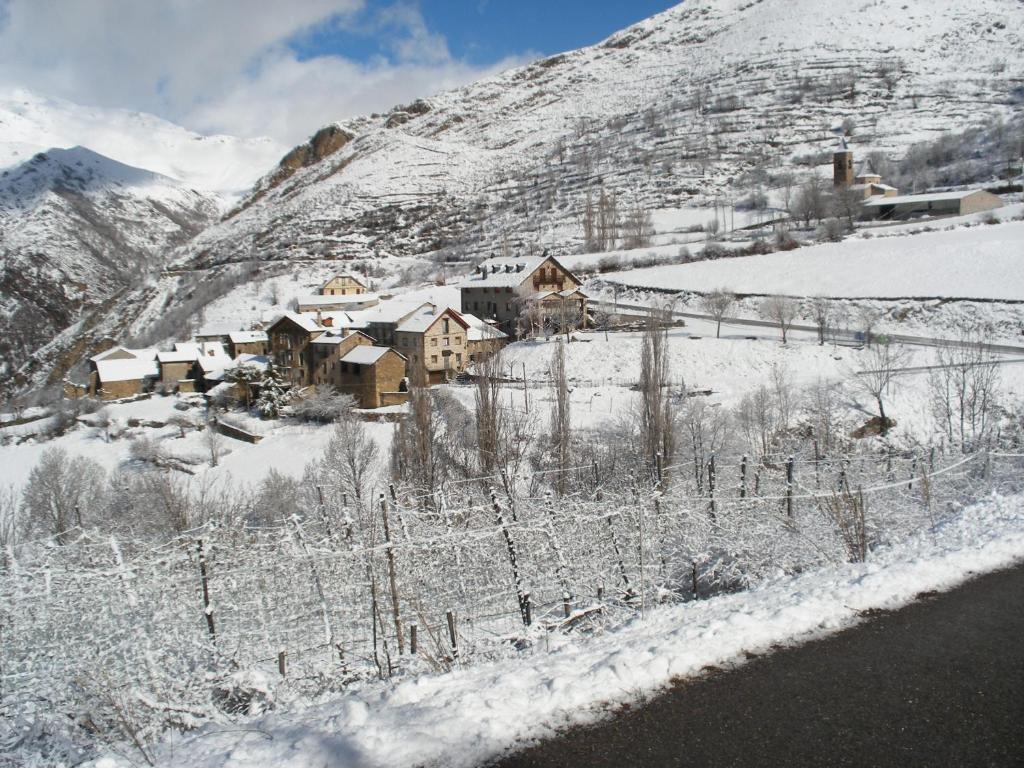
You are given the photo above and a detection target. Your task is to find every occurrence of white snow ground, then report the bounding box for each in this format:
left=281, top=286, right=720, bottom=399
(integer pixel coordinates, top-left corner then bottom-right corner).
left=90, top=491, right=1024, bottom=768
left=602, top=218, right=1024, bottom=301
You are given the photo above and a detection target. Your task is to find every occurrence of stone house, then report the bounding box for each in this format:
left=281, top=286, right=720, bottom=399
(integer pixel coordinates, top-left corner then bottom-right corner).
left=335, top=346, right=408, bottom=408
left=265, top=312, right=325, bottom=388
left=157, top=341, right=231, bottom=392
left=352, top=300, right=435, bottom=348
left=88, top=347, right=159, bottom=400
left=459, top=254, right=587, bottom=336
left=394, top=306, right=470, bottom=384
left=310, top=329, right=378, bottom=388
left=228, top=330, right=269, bottom=358
left=320, top=273, right=368, bottom=296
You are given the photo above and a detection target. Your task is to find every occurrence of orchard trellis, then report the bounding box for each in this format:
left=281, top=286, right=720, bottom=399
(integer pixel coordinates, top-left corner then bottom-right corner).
left=2, top=448, right=1021, bottom=761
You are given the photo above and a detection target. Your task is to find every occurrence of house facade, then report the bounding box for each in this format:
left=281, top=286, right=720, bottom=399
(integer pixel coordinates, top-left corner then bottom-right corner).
left=459, top=255, right=587, bottom=336
left=266, top=312, right=324, bottom=387
left=321, top=273, right=367, bottom=296
left=861, top=189, right=1004, bottom=220
left=311, top=330, right=377, bottom=388
left=335, top=346, right=408, bottom=408
left=394, top=307, right=470, bottom=384
left=228, top=331, right=269, bottom=358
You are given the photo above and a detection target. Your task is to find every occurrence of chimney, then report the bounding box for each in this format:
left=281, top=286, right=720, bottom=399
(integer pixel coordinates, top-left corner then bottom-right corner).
left=504, top=264, right=513, bottom=273
left=316, top=310, right=323, bottom=326
left=322, top=316, right=334, bottom=327
left=480, top=266, right=488, bottom=277
left=515, top=263, right=524, bottom=272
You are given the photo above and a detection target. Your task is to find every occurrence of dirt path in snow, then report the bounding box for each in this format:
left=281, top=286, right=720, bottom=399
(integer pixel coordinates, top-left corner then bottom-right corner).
left=490, top=564, right=1024, bottom=768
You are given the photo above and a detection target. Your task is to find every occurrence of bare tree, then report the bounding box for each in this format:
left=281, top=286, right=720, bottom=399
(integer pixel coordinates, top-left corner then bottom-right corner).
left=21, top=448, right=105, bottom=543
left=700, top=288, right=737, bottom=338
left=759, top=296, right=799, bottom=343
left=621, top=197, right=654, bottom=249
left=550, top=341, right=571, bottom=496
left=792, top=173, right=826, bottom=226
left=810, top=297, right=833, bottom=345
left=853, top=341, right=911, bottom=432
left=204, top=421, right=223, bottom=467
left=637, top=309, right=676, bottom=484
left=928, top=334, right=1001, bottom=451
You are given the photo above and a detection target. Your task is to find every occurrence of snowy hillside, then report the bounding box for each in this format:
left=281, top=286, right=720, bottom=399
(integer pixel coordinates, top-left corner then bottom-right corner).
left=0, top=147, right=219, bottom=390
left=602, top=217, right=1024, bottom=301
left=0, top=88, right=285, bottom=199
left=176, top=0, right=1023, bottom=268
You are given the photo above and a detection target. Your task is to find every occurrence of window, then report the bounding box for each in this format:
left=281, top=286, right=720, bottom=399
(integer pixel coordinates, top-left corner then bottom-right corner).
left=456, top=353, right=462, bottom=365
left=431, top=355, right=438, bottom=364
left=474, top=301, right=479, bottom=311
left=506, top=303, right=512, bottom=311
left=431, top=337, right=438, bottom=346
left=442, top=318, right=450, bottom=334
left=455, top=336, right=462, bottom=345
left=443, top=337, right=450, bottom=346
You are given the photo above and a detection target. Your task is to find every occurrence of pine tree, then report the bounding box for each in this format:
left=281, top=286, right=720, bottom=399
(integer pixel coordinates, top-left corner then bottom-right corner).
left=255, top=361, right=293, bottom=418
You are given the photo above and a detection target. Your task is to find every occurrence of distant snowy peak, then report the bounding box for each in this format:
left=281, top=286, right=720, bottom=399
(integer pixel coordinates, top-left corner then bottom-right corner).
left=0, top=146, right=189, bottom=210
left=0, top=88, right=286, bottom=200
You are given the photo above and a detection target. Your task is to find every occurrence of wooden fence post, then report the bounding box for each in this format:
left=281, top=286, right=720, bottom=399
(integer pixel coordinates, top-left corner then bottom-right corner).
left=739, top=455, right=747, bottom=499
left=378, top=493, right=405, bottom=655
left=446, top=610, right=458, bottom=661
left=196, top=538, right=216, bottom=642
left=707, top=454, right=716, bottom=520
left=785, top=456, right=794, bottom=518
left=277, top=650, right=287, bottom=677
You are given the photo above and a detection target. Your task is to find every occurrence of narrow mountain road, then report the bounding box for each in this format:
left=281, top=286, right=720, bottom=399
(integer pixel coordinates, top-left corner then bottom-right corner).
left=588, top=299, right=1024, bottom=356
left=491, top=564, right=1024, bottom=768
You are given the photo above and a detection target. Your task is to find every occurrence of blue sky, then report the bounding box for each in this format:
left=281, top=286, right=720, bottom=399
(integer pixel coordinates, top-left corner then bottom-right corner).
left=294, top=2, right=678, bottom=67
left=0, top=0, right=680, bottom=143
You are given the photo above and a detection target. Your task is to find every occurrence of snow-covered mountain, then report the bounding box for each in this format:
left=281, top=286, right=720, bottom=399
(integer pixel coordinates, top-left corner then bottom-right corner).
left=176, top=0, right=1023, bottom=269
left=0, top=88, right=286, bottom=200
left=0, top=146, right=219, bottom=386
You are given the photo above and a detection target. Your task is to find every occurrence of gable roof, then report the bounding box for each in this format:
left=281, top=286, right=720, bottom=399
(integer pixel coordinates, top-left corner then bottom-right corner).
left=350, top=300, right=434, bottom=325
left=311, top=329, right=373, bottom=346
left=396, top=306, right=470, bottom=334
left=341, top=346, right=404, bottom=366
left=267, top=311, right=323, bottom=334
left=90, top=346, right=157, bottom=363
left=196, top=322, right=243, bottom=338
left=321, top=272, right=366, bottom=290
left=461, top=254, right=581, bottom=289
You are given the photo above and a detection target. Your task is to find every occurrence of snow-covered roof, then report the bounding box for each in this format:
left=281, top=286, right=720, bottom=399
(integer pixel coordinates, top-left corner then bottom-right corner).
left=268, top=311, right=322, bottom=333
left=526, top=288, right=588, bottom=302
left=157, top=350, right=197, bottom=364
left=350, top=300, right=434, bottom=325
left=229, top=330, right=268, bottom=344
left=90, top=346, right=157, bottom=363
left=95, top=357, right=159, bottom=383
left=341, top=346, right=401, bottom=366
left=861, top=190, right=989, bottom=207
left=311, top=329, right=367, bottom=346
left=196, top=322, right=242, bottom=338
left=297, top=292, right=379, bottom=307
left=196, top=345, right=234, bottom=374
left=462, top=313, right=508, bottom=342
left=461, top=256, right=545, bottom=288
left=396, top=307, right=469, bottom=334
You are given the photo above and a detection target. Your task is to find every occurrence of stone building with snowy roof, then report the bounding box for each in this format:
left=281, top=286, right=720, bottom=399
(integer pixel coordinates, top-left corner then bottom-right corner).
left=459, top=253, right=587, bottom=336
left=335, top=345, right=408, bottom=408
left=87, top=347, right=159, bottom=400
left=265, top=312, right=326, bottom=387
left=394, top=306, right=470, bottom=384
left=462, top=313, right=509, bottom=365
left=227, top=330, right=269, bottom=358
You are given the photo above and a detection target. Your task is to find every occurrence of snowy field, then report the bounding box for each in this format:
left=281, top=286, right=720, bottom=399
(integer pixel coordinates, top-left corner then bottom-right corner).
left=601, top=219, right=1024, bottom=301
left=90, top=491, right=1024, bottom=768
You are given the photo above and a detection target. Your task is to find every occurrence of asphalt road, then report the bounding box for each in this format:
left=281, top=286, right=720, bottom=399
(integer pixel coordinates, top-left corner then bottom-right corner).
left=491, top=564, right=1024, bottom=768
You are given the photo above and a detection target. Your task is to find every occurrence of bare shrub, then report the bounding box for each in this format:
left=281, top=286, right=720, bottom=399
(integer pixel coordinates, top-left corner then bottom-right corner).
left=700, top=288, right=737, bottom=339
left=759, top=296, right=799, bottom=343
left=822, top=488, right=868, bottom=562
left=21, top=448, right=106, bottom=543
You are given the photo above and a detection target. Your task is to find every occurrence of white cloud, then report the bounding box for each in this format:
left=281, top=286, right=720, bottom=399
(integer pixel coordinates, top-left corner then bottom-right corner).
left=0, top=0, right=533, bottom=145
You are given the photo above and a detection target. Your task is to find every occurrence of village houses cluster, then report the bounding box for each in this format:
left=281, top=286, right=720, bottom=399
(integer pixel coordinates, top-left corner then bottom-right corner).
left=77, top=255, right=589, bottom=409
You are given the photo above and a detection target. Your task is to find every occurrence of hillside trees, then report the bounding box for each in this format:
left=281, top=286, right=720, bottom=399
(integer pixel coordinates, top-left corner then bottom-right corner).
left=21, top=448, right=105, bottom=543
left=928, top=334, right=1001, bottom=450
left=637, top=309, right=676, bottom=484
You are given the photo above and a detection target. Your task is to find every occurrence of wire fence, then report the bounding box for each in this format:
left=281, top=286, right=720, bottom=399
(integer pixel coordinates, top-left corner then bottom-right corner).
left=1, top=448, right=1021, bottom=757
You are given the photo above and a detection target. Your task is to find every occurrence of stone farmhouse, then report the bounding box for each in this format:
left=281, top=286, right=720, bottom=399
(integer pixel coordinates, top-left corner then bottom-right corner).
left=227, top=330, right=269, bottom=358
left=459, top=254, right=588, bottom=336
